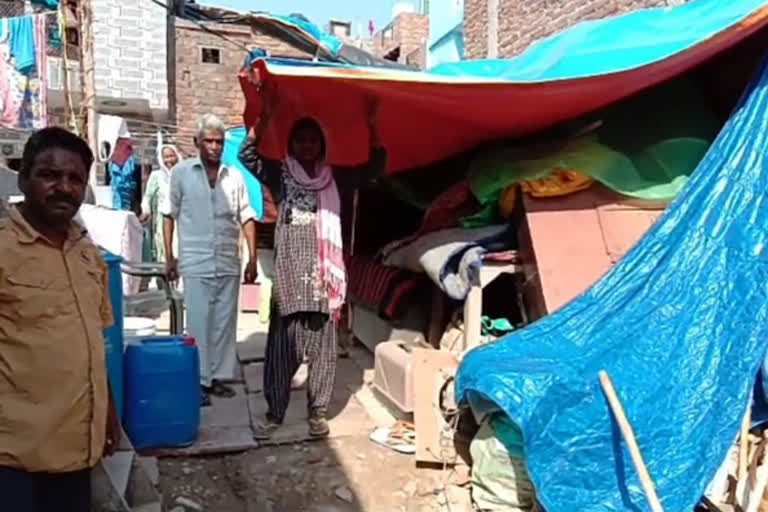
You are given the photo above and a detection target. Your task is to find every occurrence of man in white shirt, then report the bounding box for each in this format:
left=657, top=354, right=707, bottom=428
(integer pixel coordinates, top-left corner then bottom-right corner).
left=161, top=114, right=258, bottom=405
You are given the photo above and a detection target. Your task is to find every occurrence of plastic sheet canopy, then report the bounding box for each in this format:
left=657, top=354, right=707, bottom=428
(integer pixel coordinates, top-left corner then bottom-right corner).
left=246, top=0, right=768, bottom=173
left=455, top=56, right=768, bottom=511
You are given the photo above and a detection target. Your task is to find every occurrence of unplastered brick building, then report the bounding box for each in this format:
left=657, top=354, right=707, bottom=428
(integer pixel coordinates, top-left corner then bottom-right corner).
left=372, top=12, right=429, bottom=69
left=463, top=0, right=688, bottom=59
left=173, top=19, right=309, bottom=156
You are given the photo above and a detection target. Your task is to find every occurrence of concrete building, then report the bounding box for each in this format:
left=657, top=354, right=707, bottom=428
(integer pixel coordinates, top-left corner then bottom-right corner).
left=463, top=0, right=688, bottom=59
left=426, top=0, right=464, bottom=68
left=91, top=0, right=169, bottom=118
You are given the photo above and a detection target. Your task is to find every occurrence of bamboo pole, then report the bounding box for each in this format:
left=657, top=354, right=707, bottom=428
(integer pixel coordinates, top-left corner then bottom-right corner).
left=77, top=0, right=99, bottom=186
left=599, top=370, right=664, bottom=512
left=59, top=5, right=79, bottom=135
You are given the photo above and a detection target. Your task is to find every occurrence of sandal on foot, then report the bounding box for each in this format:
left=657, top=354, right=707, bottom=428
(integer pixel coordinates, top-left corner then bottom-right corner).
left=308, top=416, right=330, bottom=438
left=210, top=381, right=236, bottom=398
left=254, top=420, right=281, bottom=440
left=200, top=388, right=212, bottom=407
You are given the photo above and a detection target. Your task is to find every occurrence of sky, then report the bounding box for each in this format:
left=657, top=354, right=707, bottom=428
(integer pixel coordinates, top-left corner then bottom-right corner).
left=197, top=0, right=417, bottom=36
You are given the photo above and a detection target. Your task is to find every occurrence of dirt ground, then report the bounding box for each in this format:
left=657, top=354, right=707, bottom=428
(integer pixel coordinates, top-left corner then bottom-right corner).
left=159, top=435, right=473, bottom=512
left=154, top=312, right=473, bottom=512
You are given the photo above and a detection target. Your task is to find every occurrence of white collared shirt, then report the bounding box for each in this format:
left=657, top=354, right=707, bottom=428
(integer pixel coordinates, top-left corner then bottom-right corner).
left=161, top=158, right=256, bottom=277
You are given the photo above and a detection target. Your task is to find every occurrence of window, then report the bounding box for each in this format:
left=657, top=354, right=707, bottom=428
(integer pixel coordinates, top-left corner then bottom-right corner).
left=201, top=47, right=221, bottom=64
left=329, top=21, right=351, bottom=38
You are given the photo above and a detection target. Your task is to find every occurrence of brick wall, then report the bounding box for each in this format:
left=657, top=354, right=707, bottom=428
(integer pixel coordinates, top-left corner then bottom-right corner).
left=464, top=0, right=686, bottom=59
left=91, top=0, right=169, bottom=110
left=174, top=19, right=308, bottom=155
left=372, top=13, right=429, bottom=69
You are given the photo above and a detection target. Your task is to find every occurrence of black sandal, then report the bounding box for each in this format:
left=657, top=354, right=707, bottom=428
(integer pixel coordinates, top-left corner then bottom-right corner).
left=200, top=388, right=212, bottom=407
left=210, top=381, right=236, bottom=398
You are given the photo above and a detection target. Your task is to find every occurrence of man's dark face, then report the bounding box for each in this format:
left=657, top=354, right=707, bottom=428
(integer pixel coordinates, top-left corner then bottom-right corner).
left=197, top=129, right=224, bottom=166
left=18, top=147, right=88, bottom=227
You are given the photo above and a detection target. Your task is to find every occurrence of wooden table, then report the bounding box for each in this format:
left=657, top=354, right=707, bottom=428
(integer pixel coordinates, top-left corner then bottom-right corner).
left=463, top=262, right=525, bottom=351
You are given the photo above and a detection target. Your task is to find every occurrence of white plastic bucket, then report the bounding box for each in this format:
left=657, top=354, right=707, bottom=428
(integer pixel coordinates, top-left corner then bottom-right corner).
left=123, top=317, right=157, bottom=347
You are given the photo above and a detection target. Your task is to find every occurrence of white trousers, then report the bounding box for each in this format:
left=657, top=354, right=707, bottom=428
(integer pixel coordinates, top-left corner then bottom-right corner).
left=184, top=275, right=239, bottom=387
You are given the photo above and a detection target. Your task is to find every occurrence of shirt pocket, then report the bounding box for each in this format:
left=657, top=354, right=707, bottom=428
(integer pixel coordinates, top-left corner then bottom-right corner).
left=1, top=273, right=61, bottom=320
left=78, top=267, right=105, bottom=315
left=213, top=182, right=237, bottom=219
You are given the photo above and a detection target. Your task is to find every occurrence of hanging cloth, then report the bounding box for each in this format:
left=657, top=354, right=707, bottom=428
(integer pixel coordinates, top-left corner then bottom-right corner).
left=31, top=0, right=60, bottom=7
left=8, top=16, right=36, bottom=74
left=0, top=15, right=47, bottom=130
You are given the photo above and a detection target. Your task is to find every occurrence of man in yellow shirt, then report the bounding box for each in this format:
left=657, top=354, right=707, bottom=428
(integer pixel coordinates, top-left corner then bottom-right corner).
left=0, top=127, right=120, bottom=511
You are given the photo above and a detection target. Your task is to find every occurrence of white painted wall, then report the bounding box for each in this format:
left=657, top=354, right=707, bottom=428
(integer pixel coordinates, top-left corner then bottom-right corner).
left=90, top=0, right=169, bottom=110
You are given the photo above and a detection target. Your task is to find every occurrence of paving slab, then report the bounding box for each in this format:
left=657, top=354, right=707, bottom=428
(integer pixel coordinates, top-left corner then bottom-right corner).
left=136, top=456, right=159, bottom=486
left=201, top=385, right=251, bottom=428
left=243, top=362, right=264, bottom=394
left=236, top=332, right=268, bottom=362
left=244, top=361, right=313, bottom=395
left=143, top=385, right=254, bottom=457
left=248, top=389, right=373, bottom=446
left=149, top=425, right=256, bottom=457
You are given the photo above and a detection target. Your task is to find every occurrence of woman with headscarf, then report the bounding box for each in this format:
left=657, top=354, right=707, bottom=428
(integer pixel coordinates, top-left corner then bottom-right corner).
left=141, top=143, right=182, bottom=263
left=239, top=96, right=384, bottom=439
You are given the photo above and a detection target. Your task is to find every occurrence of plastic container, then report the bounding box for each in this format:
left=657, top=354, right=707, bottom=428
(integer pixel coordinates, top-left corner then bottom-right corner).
left=102, top=251, right=124, bottom=421
left=373, top=341, right=416, bottom=413
left=123, top=317, right=157, bottom=346
left=123, top=336, right=200, bottom=450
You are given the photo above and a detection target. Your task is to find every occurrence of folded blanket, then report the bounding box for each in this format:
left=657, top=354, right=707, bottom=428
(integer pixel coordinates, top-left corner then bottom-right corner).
left=383, top=225, right=516, bottom=300
left=346, top=255, right=423, bottom=320
left=380, top=180, right=479, bottom=258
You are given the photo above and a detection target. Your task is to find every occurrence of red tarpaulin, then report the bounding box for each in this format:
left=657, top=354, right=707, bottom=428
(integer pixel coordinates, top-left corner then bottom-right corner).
left=240, top=4, right=768, bottom=173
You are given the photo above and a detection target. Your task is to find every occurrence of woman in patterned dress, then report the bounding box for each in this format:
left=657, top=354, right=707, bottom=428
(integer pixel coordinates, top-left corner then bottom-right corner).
left=140, top=144, right=182, bottom=263
left=240, top=98, right=384, bottom=439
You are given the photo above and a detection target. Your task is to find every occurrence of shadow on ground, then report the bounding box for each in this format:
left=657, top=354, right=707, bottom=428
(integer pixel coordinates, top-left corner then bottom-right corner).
left=153, top=312, right=470, bottom=512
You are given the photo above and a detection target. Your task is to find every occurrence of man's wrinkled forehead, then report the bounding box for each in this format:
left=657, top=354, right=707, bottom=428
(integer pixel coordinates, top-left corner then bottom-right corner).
left=31, top=147, right=88, bottom=172
left=200, top=129, right=224, bottom=142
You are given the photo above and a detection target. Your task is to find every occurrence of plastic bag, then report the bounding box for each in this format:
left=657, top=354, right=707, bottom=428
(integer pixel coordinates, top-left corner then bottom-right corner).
left=470, top=415, right=536, bottom=511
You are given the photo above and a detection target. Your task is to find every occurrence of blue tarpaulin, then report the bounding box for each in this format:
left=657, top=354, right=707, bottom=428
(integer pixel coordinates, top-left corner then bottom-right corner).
left=456, top=55, right=768, bottom=511
left=430, top=0, right=768, bottom=80
left=248, top=12, right=343, bottom=61
left=222, top=127, right=263, bottom=220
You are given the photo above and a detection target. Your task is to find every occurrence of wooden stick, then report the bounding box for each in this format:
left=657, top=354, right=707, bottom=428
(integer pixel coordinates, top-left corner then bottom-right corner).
left=599, top=370, right=665, bottom=512
left=346, top=188, right=360, bottom=332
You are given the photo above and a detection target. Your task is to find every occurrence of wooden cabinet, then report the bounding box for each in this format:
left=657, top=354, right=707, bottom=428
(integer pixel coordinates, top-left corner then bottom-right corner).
left=517, top=185, right=667, bottom=320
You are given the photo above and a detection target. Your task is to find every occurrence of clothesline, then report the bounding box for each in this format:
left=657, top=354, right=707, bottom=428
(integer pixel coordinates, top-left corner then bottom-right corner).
left=0, top=11, right=59, bottom=21
left=0, top=11, right=49, bottom=132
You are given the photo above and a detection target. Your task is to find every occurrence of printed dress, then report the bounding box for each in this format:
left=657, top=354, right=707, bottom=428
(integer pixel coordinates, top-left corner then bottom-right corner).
left=239, top=139, right=386, bottom=421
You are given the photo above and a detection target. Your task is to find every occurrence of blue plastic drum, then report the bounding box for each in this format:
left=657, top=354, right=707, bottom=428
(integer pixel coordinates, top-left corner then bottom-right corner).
left=102, top=251, right=124, bottom=421
left=123, top=336, right=201, bottom=450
